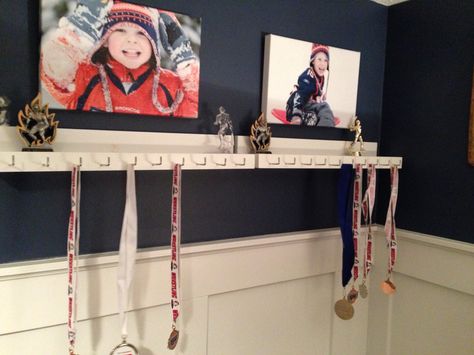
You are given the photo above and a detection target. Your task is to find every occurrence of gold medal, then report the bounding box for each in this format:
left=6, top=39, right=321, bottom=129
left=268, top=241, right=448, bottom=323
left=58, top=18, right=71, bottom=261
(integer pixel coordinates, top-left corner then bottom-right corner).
left=334, top=298, right=354, bottom=320
left=381, top=279, right=396, bottom=295
left=359, top=283, right=368, bottom=298
left=347, top=287, right=359, bottom=304
left=167, top=328, right=180, bottom=350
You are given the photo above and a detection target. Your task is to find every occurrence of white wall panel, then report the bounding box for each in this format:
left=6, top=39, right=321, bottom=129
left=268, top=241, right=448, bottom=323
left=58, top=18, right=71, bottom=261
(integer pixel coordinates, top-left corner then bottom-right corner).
left=0, top=298, right=208, bottom=355
left=390, top=274, right=474, bottom=355
left=1, top=228, right=473, bottom=355
left=207, top=275, right=333, bottom=355
left=367, top=229, right=474, bottom=355
left=0, top=230, right=348, bottom=355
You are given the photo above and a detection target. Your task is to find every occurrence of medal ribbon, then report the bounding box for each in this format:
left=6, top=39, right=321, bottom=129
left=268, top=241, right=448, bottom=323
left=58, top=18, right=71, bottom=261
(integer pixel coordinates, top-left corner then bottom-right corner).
left=67, top=165, right=81, bottom=355
left=337, top=164, right=355, bottom=288
left=117, top=165, right=137, bottom=340
left=362, top=164, right=376, bottom=280
left=170, top=164, right=182, bottom=342
left=351, top=164, right=362, bottom=284
left=384, top=166, right=399, bottom=277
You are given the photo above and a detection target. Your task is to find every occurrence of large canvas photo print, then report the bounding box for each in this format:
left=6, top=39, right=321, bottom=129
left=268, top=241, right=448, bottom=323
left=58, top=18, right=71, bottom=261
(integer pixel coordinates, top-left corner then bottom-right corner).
left=262, top=34, right=360, bottom=128
left=40, top=0, right=201, bottom=118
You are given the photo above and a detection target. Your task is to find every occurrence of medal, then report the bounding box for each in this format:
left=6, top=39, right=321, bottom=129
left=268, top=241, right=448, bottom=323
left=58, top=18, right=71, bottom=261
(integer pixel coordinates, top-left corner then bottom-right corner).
left=359, top=282, right=368, bottom=299
left=347, top=287, right=359, bottom=304
left=168, top=327, right=180, bottom=350
left=110, top=338, right=139, bottom=355
left=381, top=279, right=396, bottom=295
left=334, top=298, right=354, bottom=320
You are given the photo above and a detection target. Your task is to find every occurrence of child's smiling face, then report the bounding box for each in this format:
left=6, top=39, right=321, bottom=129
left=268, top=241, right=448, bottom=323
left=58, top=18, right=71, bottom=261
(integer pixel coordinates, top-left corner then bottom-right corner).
left=312, top=52, right=329, bottom=77
left=107, top=23, right=153, bottom=70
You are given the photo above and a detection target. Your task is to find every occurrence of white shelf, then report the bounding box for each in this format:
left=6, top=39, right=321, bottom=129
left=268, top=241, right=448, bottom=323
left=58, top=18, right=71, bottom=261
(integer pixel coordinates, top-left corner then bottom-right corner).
left=0, top=127, right=403, bottom=172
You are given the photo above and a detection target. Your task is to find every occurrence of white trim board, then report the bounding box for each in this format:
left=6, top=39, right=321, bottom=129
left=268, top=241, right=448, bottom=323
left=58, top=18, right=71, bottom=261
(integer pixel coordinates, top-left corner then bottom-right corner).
left=0, top=126, right=377, bottom=156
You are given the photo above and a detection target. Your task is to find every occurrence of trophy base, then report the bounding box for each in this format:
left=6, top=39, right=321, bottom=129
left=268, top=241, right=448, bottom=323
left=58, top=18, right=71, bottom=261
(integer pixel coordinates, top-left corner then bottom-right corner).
left=256, top=151, right=272, bottom=154
left=22, top=147, right=54, bottom=152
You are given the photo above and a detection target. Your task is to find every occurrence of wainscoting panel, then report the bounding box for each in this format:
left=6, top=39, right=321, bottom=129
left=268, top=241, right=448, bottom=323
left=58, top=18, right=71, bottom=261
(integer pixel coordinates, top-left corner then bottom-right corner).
left=1, top=229, right=367, bottom=355
left=1, top=228, right=472, bottom=354
left=367, top=229, right=474, bottom=355
left=207, top=275, right=334, bottom=355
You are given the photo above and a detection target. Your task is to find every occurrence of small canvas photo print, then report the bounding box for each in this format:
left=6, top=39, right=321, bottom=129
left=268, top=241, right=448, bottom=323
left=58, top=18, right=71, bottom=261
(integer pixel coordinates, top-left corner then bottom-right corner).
left=261, top=34, right=360, bottom=128
left=40, top=0, right=201, bottom=118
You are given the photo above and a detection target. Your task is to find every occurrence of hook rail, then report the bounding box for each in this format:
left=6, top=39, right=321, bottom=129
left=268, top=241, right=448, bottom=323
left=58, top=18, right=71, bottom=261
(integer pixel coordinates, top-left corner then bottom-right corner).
left=0, top=152, right=255, bottom=172
left=0, top=152, right=401, bottom=172
left=257, top=154, right=402, bottom=169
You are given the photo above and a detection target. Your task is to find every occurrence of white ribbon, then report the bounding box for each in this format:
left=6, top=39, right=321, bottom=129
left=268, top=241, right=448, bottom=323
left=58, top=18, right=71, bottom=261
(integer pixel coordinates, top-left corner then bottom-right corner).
left=117, top=165, right=137, bottom=340
left=170, top=163, right=182, bottom=339
left=384, top=165, right=399, bottom=277
left=67, top=165, right=81, bottom=355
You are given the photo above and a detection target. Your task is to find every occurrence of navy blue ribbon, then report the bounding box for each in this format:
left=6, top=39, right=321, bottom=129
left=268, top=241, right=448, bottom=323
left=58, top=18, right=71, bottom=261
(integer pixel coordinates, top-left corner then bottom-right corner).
left=338, top=164, right=354, bottom=287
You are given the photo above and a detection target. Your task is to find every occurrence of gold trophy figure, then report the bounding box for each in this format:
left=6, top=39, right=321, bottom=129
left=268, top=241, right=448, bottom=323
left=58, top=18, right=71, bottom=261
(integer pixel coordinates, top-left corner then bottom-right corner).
left=348, top=117, right=364, bottom=156
left=17, top=93, right=58, bottom=151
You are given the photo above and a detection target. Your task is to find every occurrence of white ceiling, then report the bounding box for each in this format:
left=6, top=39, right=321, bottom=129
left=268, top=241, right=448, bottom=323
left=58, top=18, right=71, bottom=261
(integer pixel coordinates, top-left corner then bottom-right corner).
left=371, top=0, right=409, bottom=5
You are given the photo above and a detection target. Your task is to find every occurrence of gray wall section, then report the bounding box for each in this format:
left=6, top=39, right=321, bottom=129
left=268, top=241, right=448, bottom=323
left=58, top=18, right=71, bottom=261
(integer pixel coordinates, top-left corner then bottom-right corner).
left=0, top=0, right=388, bottom=263
left=378, top=0, right=474, bottom=243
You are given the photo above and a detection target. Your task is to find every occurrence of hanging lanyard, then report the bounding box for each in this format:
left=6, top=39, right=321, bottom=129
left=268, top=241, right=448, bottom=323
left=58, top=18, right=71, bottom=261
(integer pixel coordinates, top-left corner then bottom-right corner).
left=168, top=163, right=182, bottom=350
left=346, top=164, right=362, bottom=303
left=335, top=164, right=356, bottom=320
left=382, top=165, right=399, bottom=295
left=67, top=165, right=81, bottom=355
left=360, top=164, right=376, bottom=295
left=351, top=164, right=362, bottom=283
left=111, top=164, right=139, bottom=355
left=337, top=164, right=355, bottom=289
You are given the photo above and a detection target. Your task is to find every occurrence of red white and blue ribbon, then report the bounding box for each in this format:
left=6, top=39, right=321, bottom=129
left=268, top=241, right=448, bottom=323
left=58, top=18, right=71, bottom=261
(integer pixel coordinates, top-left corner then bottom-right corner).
left=384, top=166, right=399, bottom=278
left=351, top=164, right=363, bottom=285
left=169, top=163, right=182, bottom=349
left=67, top=165, right=81, bottom=355
left=117, top=164, right=137, bottom=341
left=362, top=164, right=376, bottom=281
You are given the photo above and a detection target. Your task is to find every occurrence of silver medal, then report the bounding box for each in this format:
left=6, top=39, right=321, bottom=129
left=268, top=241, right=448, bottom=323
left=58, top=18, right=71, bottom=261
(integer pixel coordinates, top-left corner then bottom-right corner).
left=110, top=340, right=139, bottom=355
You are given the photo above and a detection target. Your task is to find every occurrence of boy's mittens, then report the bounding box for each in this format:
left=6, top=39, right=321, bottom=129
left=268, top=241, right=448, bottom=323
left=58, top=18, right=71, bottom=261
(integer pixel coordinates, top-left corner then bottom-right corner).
left=67, top=0, right=113, bottom=43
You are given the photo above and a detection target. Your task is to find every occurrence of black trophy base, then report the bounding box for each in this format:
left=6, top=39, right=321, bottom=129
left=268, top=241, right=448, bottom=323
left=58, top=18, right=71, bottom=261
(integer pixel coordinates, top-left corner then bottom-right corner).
left=256, top=150, right=272, bottom=154
left=22, top=147, right=54, bottom=152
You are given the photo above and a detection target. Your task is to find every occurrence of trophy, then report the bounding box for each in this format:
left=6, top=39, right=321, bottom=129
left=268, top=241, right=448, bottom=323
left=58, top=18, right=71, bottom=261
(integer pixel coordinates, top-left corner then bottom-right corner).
left=17, top=93, right=58, bottom=151
left=347, top=116, right=364, bottom=156
left=214, top=106, right=234, bottom=153
left=250, top=113, right=271, bottom=153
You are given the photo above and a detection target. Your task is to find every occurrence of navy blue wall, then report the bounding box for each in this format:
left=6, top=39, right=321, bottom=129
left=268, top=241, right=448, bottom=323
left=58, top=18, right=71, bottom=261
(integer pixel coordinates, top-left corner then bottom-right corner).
left=0, top=0, right=388, bottom=263
left=378, top=0, right=474, bottom=243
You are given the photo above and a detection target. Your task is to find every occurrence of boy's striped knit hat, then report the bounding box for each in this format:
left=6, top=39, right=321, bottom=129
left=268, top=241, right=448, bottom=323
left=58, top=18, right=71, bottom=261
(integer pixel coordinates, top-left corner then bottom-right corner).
left=100, top=1, right=161, bottom=65
left=310, top=43, right=329, bottom=64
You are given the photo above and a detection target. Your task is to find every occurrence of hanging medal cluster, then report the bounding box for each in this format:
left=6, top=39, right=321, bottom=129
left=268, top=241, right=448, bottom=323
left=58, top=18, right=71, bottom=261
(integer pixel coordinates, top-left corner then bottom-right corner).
left=66, top=164, right=184, bottom=354
left=334, top=164, right=399, bottom=321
